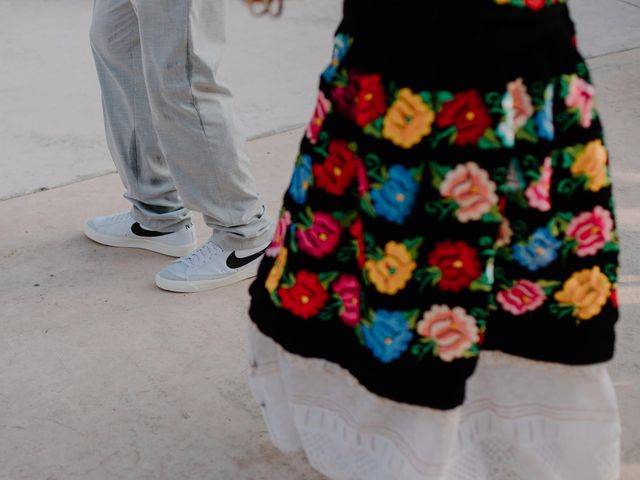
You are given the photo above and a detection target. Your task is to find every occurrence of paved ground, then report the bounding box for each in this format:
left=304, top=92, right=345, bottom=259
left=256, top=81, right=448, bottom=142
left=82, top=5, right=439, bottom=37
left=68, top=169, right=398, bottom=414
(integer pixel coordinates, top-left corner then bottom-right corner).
left=1, top=0, right=639, bottom=479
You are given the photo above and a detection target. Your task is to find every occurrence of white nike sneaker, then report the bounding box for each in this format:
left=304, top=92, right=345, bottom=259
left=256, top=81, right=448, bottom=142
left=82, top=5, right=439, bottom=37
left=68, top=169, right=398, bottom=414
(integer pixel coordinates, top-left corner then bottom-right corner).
left=83, top=212, right=197, bottom=257
left=155, top=238, right=269, bottom=292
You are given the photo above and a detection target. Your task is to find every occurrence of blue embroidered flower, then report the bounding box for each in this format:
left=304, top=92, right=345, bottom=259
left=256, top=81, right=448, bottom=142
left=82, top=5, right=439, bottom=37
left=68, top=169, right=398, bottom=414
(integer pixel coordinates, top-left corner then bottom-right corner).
left=288, top=155, right=313, bottom=204
left=362, top=310, right=413, bottom=363
left=536, top=83, right=555, bottom=141
left=322, top=33, right=351, bottom=83
left=497, top=91, right=516, bottom=148
left=513, top=227, right=562, bottom=271
left=371, top=165, right=418, bottom=224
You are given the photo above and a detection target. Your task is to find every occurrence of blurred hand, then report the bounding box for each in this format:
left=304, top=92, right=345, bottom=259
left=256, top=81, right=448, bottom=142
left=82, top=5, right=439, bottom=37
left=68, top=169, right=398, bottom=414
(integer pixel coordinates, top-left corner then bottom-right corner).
left=245, top=0, right=284, bottom=17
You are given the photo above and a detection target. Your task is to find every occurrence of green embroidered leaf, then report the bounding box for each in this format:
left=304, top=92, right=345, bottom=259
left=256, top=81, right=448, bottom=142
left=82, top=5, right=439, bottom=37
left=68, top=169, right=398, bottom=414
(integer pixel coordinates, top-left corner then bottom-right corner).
left=435, top=91, right=454, bottom=106
left=363, top=121, right=383, bottom=139
left=419, top=91, right=433, bottom=105
left=470, top=279, right=492, bottom=293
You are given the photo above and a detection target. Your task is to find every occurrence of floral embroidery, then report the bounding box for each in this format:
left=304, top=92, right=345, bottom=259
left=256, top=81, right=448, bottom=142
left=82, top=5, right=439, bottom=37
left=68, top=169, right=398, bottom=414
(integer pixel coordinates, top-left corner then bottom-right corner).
left=428, top=241, right=483, bottom=292
left=525, top=156, right=553, bottom=212
left=279, top=270, right=329, bottom=319
left=322, top=33, right=352, bottom=83
left=265, top=247, right=288, bottom=294
left=571, top=140, right=609, bottom=192
left=565, top=75, right=597, bottom=129
left=306, top=91, right=331, bottom=144
left=554, top=266, right=612, bottom=320
left=436, top=90, right=492, bottom=146
left=288, top=154, right=313, bottom=204
left=416, top=305, right=480, bottom=362
left=313, top=140, right=359, bottom=196
left=566, top=206, right=614, bottom=257
left=332, top=72, right=388, bottom=128
left=365, top=240, right=417, bottom=295
left=536, top=83, right=555, bottom=141
left=439, top=162, right=498, bottom=222
left=333, top=274, right=361, bottom=327
left=296, top=211, right=342, bottom=258
left=383, top=88, right=435, bottom=148
left=256, top=55, right=619, bottom=373
left=266, top=210, right=291, bottom=258
left=350, top=218, right=366, bottom=268
left=497, top=280, right=547, bottom=315
left=494, top=0, right=567, bottom=9
left=370, top=165, right=419, bottom=224
left=513, top=227, right=562, bottom=271
left=362, top=310, right=414, bottom=363
left=497, top=78, right=534, bottom=147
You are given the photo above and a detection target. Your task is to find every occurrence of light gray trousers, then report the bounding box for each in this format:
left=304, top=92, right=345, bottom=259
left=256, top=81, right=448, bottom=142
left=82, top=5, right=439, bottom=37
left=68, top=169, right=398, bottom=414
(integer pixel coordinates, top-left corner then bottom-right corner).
left=90, top=0, right=273, bottom=250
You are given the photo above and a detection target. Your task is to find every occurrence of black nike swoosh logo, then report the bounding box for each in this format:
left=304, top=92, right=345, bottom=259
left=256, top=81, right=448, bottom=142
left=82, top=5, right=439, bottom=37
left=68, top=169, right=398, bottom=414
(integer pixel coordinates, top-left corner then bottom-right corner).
left=226, top=249, right=266, bottom=269
left=131, top=222, right=172, bottom=237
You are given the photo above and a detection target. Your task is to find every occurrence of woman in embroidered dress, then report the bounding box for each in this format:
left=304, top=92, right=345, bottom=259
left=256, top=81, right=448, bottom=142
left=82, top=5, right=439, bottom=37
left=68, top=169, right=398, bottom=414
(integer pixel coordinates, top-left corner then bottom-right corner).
left=246, top=1, right=621, bottom=478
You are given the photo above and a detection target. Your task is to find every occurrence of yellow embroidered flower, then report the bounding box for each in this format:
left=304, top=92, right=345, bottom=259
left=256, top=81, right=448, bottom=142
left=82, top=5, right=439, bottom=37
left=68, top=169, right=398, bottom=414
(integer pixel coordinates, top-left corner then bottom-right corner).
left=554, top=266, right=612, bottom=320
left=383, top=88, right=435, bottom=149
left=364, top=241, right=416, bottom=295
left=265, top=247, right=288, bottom=293
left=571, top=140, right=609, bottom=192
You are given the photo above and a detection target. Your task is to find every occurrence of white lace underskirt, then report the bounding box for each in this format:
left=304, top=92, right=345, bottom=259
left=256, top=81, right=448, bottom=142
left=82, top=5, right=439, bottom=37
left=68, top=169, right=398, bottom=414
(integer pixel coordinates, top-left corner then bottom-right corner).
left=247, top=322, right=621, bottom=480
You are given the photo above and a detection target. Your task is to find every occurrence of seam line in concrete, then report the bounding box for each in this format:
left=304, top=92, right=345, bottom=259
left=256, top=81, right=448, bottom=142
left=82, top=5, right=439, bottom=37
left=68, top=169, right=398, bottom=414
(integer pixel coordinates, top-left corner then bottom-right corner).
left=0, top=124, right=306, bottom=203
left=587, top=46, right=640, bottom=61
left=614, top=0, right=640, bottom=10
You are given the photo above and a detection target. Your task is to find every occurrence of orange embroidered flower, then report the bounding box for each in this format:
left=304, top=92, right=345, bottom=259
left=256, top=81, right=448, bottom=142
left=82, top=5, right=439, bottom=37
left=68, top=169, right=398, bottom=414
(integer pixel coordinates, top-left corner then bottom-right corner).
left=383, top=88, right=435, bottom=149
left=265, top=247, right=288, bottom=293
left=365, top=241, right=416, bottom=295
left=571, top=140, right=609, bottom=192
left=554, top=266, right=612, bottom=320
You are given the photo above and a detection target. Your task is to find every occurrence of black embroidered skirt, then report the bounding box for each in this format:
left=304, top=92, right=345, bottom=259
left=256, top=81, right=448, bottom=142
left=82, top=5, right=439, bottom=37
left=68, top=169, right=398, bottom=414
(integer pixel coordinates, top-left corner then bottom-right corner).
left=249, top=0, right=620, bottom=409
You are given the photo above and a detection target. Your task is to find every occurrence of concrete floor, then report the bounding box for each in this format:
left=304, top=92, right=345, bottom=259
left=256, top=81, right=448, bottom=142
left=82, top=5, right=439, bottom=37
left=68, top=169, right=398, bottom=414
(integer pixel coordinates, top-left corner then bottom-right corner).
left=1, top=0, right=640, bottom=479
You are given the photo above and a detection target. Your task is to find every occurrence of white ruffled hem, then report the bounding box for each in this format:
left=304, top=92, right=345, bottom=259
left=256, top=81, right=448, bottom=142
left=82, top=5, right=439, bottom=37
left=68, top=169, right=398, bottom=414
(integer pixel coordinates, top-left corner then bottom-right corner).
left=247, top=323, right=621, bottom=480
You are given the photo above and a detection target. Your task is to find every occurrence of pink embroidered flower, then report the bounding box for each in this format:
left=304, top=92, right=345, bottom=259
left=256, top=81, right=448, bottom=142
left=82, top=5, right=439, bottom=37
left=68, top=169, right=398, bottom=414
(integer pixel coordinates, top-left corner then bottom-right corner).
left=296, top=212, right=341, bottom=258
left=332, top=274, right=360, bottom=327
left=440, top=162, right=498, bottom=222
left=417, top=305, right=480, bottom=362
left=497, top=280, right=547, bottom=316
left=306, top=91, right=331, bottom=144
left=525, top=156, right=553, bottom=212
left=566, top=206, right=614, bottom=257
left=565, top=76, right=597, bottom=128
left=508, top=78, right=534, bottom=129
left=266, top=211, right=292, bottom=258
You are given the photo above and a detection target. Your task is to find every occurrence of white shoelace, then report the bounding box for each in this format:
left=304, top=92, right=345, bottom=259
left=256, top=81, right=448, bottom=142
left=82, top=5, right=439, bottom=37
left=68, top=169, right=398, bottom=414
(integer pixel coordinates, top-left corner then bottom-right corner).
left=178, top=239, right=223, bottom=267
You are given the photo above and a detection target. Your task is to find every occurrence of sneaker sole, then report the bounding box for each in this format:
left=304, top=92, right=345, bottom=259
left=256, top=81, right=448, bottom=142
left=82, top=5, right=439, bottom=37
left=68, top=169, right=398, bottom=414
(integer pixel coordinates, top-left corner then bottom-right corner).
left=154, top=264, right=260, bottom=293
left=83, top=221, right=196, bottom=258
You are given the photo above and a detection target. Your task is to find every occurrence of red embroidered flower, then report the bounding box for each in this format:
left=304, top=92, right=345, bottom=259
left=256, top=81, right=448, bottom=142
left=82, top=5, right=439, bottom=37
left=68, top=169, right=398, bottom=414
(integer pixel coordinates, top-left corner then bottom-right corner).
left=296, top=211, right=342, bottom=258
left=436, top=90, right=492, bottom=146
left=428, top=241, right=482, bottom=292
left=332, top=274, right=361, bottom=327
left=350, top=218, right=366, bottom=268
left=332, top=72, right=388, bottom=127
left=611, top=289, right=619, bottom=309
left=313, top=140, right=359, bottom=196
left=279, top=271, right=329, bottom=319
left=525, top=0, right=546, bottom=10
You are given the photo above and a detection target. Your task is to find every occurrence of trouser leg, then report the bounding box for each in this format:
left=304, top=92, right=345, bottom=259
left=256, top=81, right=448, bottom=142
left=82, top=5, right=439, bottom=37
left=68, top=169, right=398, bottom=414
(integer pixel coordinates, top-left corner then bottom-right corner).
left=132, top=0, right=273, bottom=249
left=90, top=0, right=191, bottom=232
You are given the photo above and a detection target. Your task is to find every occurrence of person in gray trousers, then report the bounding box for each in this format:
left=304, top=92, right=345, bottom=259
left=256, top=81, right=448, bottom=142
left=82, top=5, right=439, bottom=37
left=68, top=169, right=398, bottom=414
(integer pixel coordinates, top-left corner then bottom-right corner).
left=84, top=0, right=274, bottom=293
